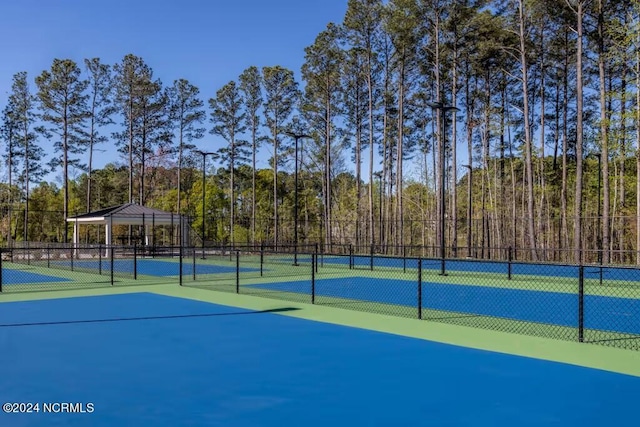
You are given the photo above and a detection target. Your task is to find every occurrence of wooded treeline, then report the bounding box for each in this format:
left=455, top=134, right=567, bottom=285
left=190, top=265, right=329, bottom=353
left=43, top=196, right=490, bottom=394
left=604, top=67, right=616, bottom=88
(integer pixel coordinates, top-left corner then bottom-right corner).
left=2, top=0, right=640, bottom=265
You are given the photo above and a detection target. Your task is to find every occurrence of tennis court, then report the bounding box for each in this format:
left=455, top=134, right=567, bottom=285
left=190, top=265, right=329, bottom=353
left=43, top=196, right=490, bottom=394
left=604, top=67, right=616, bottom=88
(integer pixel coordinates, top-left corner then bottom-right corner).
left=0, top=290, right=637, bottom=426
left=46, top=258, right=260, bottom=276
left=0, top=258, right=261, bottom=288
left=0, top=269, right=72, bottom=285
left=315, top=255, right=640, bottom=282
left=249, top=277, right=640, bottom=335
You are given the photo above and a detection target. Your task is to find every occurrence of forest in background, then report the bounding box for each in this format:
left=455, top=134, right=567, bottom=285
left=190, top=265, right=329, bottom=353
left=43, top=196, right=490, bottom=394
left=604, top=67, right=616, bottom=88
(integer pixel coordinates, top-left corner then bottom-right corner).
left=2, top=0, right=640, bottom=266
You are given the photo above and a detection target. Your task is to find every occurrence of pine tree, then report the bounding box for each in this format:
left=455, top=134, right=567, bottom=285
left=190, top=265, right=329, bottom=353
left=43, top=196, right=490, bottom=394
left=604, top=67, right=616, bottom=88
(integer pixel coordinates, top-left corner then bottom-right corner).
left=36, top=58, right=89, bottom=243
left=262, top=66, right=299, bottom=247
left=113, top=54, right=147, bottom=204
left=8, top=72, right=44, bottom=241
left=1, top=103, right=19, bottom=245
left=301, top=23, right=344, bottom=249
left=136, top=73, right=170, bottom=205
left=384, top=0, right=421, bottom=249
left=210, top=80, right=249, bottom=245
left=239, top=66, right=263, bottom=244
left=168, top=79, right=205, bottom=214
left=343, top=0, right=384, bottom=247
left=84, top=58, right=115, bottom=212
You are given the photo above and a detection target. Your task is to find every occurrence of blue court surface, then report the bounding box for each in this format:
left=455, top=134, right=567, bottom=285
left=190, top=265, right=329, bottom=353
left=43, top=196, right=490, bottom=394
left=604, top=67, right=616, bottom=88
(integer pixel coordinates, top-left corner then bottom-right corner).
left=47, top=259, right=259, bottom=277
left=316, top=255, right=640, bottom=281
left=251, top=277, right=640, bottom=335
left=0, top=292, right=637, bottom=426
left=0, top=269, right=71, bottom=284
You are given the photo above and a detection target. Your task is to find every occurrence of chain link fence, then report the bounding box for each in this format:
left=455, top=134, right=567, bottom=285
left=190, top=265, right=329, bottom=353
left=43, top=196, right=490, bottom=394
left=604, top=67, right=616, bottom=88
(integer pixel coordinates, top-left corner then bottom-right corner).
left=182, top=245, right=640, bottom=351
left=2, top=243, right=638, bottom=351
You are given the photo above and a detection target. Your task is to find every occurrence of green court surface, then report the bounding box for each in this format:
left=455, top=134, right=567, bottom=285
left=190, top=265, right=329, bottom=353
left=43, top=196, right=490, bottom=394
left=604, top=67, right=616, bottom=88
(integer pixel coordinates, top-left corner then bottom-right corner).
left=1, top=282, right=639, bottom=378
left=2, top=254, right=640, bottom=350
left=1, top=285, right=639, bottom=426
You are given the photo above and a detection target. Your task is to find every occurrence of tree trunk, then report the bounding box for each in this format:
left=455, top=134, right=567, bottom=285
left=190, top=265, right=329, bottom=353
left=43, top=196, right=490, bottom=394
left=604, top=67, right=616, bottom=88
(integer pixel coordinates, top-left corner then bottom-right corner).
left=24, top=122, right=29, bottom=243
left=325, top=83, right=332, bottom=250
left=368, top=51, right=375, bottom=248
left=518, top=0, right=537, bottom=260
left=177, top=113, right=184, bottom=216
left=396, top=56, right=405, bottom=250
left=273, top=115, right=279, bottom=248
left=63, top=107, right=69, bottom=244
left=538, top=25, right=547, bottom=256
left=230, top=140, right=235, bottom=246
left=561, top=28, right=570, bottom=255
left=87, top=92, right=97, bottom=214
left=252, top=123, right=257, bottom=245
left=636, top=33, right=640, bottom=265
left=598, top=0, right=610, bottom=264
left=451, top=42, right=458, bottom=256
left=129, top=91, right=134, bottom=204
left=573, top=1, right=585, bottom=264
left=465, top=62, right=473, bottom=257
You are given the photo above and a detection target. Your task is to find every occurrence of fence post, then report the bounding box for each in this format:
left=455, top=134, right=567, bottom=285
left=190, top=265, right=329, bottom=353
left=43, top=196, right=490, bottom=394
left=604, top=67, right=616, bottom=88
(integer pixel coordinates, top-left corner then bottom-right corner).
left=418, top=258, right=422, bottom=320
left=98, top=244, right=102, bottom=275
left=133, top=243, right=137, bottom=280
left=370, top=244, right=374, bottom=271
left=578, top=265, right=585, bottom=343
left=508, top=246, right=513, bottom=281
left=403, top=246, right=407, bottom=273
left=0, top=249, right=3, bottom=293
left=110, top=246, right=114, bottom=286
left=179, top=244, right=183, bottom=286
left=47, top=246, right=51, bottom=269
left=152, top=213, right=156, bottom=258
left=70, top=247, right=74, bottom=272
left=349, top=244, right=353, bottom=269
left=260, top=242, right=264, bottom=277
left=192, top=246, right=196, bottom=281
left=311, top=252, right=316, bottom=304
left=236, top=250, right=240, bottom=294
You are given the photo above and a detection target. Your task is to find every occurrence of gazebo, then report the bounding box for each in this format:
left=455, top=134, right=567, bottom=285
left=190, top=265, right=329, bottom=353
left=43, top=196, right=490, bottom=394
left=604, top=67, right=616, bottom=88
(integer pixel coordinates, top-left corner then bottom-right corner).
left=66, top=203, right=189, bottom=251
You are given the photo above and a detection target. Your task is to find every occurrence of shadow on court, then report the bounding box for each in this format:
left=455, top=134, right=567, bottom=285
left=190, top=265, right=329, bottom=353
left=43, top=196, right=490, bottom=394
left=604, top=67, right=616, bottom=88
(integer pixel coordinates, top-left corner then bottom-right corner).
left=0, top=307, right=301, bottom=328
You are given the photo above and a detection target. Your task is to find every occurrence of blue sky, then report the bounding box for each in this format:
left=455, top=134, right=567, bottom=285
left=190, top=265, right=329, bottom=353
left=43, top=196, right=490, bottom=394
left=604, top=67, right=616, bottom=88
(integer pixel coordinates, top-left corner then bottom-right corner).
left=0, top=0, right=350, bottom=183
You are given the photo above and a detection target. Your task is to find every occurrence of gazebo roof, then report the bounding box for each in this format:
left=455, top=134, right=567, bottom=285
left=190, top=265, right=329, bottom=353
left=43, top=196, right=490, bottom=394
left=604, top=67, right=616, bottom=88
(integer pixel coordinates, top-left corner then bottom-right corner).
left=67, top=203, right=185, bottom=226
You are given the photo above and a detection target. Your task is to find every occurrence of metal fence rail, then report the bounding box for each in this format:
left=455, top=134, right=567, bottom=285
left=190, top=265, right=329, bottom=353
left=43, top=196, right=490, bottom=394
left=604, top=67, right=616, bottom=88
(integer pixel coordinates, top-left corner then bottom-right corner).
left=185, top=245, right=640, bottom=351
left=1, top=244, right=638, bottom=351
